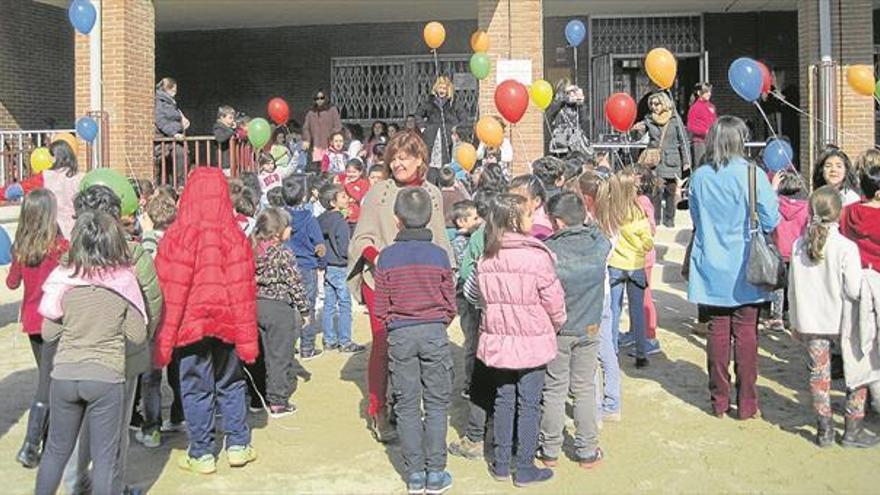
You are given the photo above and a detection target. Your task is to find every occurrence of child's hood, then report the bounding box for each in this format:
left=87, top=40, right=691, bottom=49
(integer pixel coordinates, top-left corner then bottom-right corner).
left=174, top=168, right=235, bottom=227
left=778, top=196, right=809, bottom=221
left=843, top=203, right=880, bottom=243
left=39, top=266, right=147, bottom=322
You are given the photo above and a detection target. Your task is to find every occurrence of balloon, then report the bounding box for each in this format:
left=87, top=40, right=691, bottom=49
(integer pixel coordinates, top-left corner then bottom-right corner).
left=604, top=93, right=638, bottom=132
left=423, top=22, right=446, bottom=50
left=247, top=118, right=271, bottom=149
left=69, top=0, right=97, bottom=35
left=476, top=116, right=504, bottom=148
left=757, top=61, right=772, bottom=95
left=529, top=80, right=553, bottom=111
left=875, top=79, right=880, bottom=100
left=469, top=53, right=491, bottom=80
left=564, top=20, right=586, bottom=48
left=30, top=148, right=52, bottom=174
left=494, top=80, right=529, bottom=124
left=847, top=65, right=875, bottom=97
left=728, top=57, right=763, bottom=103
left=52, top=133, right=78, bottom=155
left=455, top=143, right=477, bottom=172
left=763, top=139, right=794, bottom=173
left=80, top=168, right=139, bottom=216
left=645, top=48, right=677, bottom=89
left=470, top=30, right=490, bottom=53
left=76, top=116, right=99, bottom=143
left=267, top=98, right=290, bottom=126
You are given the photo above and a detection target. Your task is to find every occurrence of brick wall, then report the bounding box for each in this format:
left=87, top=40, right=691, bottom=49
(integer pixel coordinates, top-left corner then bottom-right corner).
left=0, top=0, right=74, bottom=130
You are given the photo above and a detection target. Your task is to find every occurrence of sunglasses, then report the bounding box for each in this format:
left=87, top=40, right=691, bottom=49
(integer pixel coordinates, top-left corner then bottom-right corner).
left=315, top=96, right=326, bottom=101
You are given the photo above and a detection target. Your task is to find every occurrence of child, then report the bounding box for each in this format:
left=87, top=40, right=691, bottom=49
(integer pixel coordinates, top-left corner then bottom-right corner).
left=321, top=131, right=349, bottom=175
left=213, top=105, right=236, bottom=171
left=266, top=187, right=286, bottom=208
left=449, top=124, right=474, bottom=180
left=507, top=174, right=553, bottom=240
left=374, top=187, right=457, bottom=495
left=34, top=210, right=147, bottom=495
left=251, top=207, right=311, bottom=416
left=768, top=170, right=809, bottom=331
left=8, top=189, right=69, bottom=468
left=44, top=140, right=83, bottom=239
left=450, top=200, right=479, bottom=269
left=340, top=159, right=371, bottom=233
left=154, top=168, right=259, bottom=473
left=606, top=172, right=655, bottom=368
left=789, top=186, right=873, bottom=448
left=439, top=166, right=470, bottom=240
left=229, top=178, right=258, bottom=236
left=281, top=176, right=326, bottom=360
left=369, top=164, right=390, bottom=185
left=531, top=156, right=566, bottom=199
left=841, top=165, right=880, bottom=271
left=476, top=116, right=513, bottom=173
left=465, top=193, right=565, bottom=487
left=270, top=127, right=292, bottom=169
left=318, top=184, right=365, bottom=354
left=258, top=152, right=294, bottom=207
left=539, top=191, right=611, bottom=469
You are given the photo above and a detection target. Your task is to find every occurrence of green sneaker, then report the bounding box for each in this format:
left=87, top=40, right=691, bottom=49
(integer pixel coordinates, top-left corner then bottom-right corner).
left=178, top=453, right=216, bottom=474
left=227, top=445, right=257, bottom=467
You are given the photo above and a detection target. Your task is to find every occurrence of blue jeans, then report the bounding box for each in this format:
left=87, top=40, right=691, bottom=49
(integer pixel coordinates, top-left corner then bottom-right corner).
left=322, top=266, right=352, bottom=347
left=492, top=366, right=545, bottom=472
left=178, top=339, right=250, bottom=458
left=596, top=277, right=621, bottom=414
left=608, top=266, right=649, bottom=359
left=299, top=267, right=318, bottom=352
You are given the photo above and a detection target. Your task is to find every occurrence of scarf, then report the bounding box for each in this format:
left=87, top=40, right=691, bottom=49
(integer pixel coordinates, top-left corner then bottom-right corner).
left=651, top=109, right=672, bottom=126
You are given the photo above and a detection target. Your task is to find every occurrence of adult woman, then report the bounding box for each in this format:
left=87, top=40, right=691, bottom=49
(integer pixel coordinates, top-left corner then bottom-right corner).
left=302, top=89, right=342, bottom=173
left=348, top=130, right=453, bottom=442
left=416, top=76, right=467, bottom=168
left=547, top=79, right=590, bottom=157
left=44, top=141, right=83, bottom=239
left=687, top=116, right=780, bottom=420
left=636, top=92, right=691, bottom=228
left=154, top=77, right=190, bottom=185
left=687, top=83, right=717, bottom=167
left=813, top=147, right=861, bottom=206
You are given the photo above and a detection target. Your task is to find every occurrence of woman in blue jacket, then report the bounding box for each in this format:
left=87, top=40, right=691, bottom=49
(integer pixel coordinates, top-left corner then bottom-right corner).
left=687, top=115, right=779, bottom=420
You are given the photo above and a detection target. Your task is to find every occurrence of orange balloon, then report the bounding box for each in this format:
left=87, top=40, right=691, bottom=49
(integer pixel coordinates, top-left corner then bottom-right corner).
left=476, top=116, right=504, bottom=148
left=847, top=65, right=875, bottom=97
left=645, top=47, right=677, bottom=89
left=455, top=143, right=477, bottom=172
left=52, top=132, right=78, bottom=155
left=423, top=22, right=446, bottom=50
left=470, top=30, right=490, bottom=53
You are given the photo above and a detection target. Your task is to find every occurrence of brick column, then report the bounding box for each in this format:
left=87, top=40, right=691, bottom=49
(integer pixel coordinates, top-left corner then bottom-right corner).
left=75, top=0, right=155, bottom=179
left=478, top=0, right=544, bottom=175
left=798, top=0, right=874, bottom=183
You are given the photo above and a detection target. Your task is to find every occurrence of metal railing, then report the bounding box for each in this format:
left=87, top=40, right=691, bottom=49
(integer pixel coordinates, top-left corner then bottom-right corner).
left=0, top=129, right=74, bottom=186
left=153, top=135, right=257, bottom=186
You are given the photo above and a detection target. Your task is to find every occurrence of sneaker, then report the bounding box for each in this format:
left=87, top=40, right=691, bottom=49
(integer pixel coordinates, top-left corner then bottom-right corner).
left=338, top=342, right=366, bottom=354
left=489, top=464, right=510, bottom=482
left=425, top=471, right=453, bottom=495
left=766, top=319, right=786, bottom=332
left=227, top=444, right=257, bottom=467
left=269, top=403, right=297, bottom=418
left=448, top=436, right=483, bottom=460
left=635, top=357, right=650, bottom=368
left=249, top=403, right=265, bottom=414
left=576, top=447, right=604, bottom=469
left=128, top=412, right=144, bottom=431
left=324, top=342, right=339, bottom=351
left=535, top=447, right=558, bottom=468
left=618, top=332, right=636, bottom=348
left=178, top=453, right=216, bottom=474
left=513, top=466, right=553, bottom=487
left=626, top=339, right=661, bottom=357
left=135, top=430, right=161, bottom=448
left=406, top=471, right=427, bottom=495
left=300, top=348, right=324, bottom=361
left=161, top=420, right=187, bottom=433
left=460, top=389, right=470, bottom=400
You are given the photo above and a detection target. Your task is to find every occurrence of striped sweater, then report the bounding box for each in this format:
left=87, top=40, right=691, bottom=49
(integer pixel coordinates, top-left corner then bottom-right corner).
left=373, top=228, right=457, bottom=331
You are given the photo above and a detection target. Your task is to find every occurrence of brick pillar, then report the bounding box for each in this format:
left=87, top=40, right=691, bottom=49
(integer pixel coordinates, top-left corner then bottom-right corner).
left=75, top=0, right=155, bottom=179
left=798, top=0, right=874, bottom=183
left=478, top=0, right=544, bottom=175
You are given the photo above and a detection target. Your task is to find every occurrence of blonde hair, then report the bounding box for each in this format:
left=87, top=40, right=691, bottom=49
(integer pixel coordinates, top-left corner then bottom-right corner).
left=432, top=76, right=455, bottom=101
left=648, top=92, right=674, bottom=114
left=855, top=148, right=880, bottom=176
left=582, top=169, right=644, bottom=235
left=805, top=186, right=842, bottom=263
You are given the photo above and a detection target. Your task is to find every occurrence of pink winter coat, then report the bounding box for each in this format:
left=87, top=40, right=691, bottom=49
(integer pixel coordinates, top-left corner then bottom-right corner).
left=476, top=232, right=566, bottom=370
left=772, top=195, right=809, bottom=261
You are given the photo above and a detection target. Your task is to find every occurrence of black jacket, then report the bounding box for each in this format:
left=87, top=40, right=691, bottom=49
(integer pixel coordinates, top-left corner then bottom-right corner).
left=415, top=96, right=467, bottom=164
left=318, top=210, right=350, bottom=267
left=154, top=90, right=183, bottom=138
left=213, top=121, right=235, bottom=169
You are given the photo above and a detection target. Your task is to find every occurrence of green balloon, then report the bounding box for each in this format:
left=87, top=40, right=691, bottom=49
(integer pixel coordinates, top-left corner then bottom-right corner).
left=248, top=118, right=271, bottom=150
left=80, top=168, right=139, bottom=217
left=875, top=79, right=880, bottom=99
left=470, top=53, right=490, bottom=81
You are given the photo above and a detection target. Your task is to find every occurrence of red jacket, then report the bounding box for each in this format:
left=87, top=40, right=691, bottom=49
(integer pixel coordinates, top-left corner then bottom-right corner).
left=340, top=176, right=370, bottom=223
left=687, top=99, right=717, bottom=143
left=6, top=238, right=68, bottom=335
left=154, top=168, right=258, bottom=366
left=841, top=202, right=880, bottom=271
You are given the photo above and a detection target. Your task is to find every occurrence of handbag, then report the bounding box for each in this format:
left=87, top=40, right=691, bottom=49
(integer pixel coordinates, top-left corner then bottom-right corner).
left=745, top=162, right=786, bottom=290
left=638, top=122, right=670, bottom=169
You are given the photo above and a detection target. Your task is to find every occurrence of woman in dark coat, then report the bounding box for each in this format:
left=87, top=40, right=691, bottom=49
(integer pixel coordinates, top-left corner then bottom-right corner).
left=415, top=76, right=467, bottom=168
left=154, top=77, right=189, bottom=185
left=547, top=79, right=590, bottom=157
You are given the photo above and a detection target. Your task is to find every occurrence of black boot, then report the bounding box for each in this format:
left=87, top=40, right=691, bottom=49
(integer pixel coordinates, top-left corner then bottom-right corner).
left=16, top=402, right=49, bottom=468
left=841, top=417, right=880, bottom=448
left=816, top=416, right=835, bottom=448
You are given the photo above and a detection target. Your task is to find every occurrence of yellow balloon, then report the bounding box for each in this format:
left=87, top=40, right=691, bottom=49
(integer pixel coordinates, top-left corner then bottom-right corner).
left=470, top=30, right=490, bottom=53
left=645, top=47, right=677, bottom=89
left=847, top=65, right=875, bottom=97
left=455, top=143, right=477, bottom=172
left=30, top=147, right=53, bottom=174
left=476, top=116, right=504, bottom=148
left=423, top=22, right=446, bottom=50
left=529, top=80, right=553, bottom=111
left=52, top=132, right=78, bottom=155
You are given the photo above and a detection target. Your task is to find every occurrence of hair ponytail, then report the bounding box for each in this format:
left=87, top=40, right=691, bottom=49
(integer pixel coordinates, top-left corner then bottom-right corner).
left=804, top=186, right=842, bottom=263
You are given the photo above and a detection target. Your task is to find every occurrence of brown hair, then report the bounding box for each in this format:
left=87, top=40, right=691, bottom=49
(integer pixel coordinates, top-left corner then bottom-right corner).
left=67, top=210, right=132, bottom=278
left=805, top=186, right=842, bottom=263
left=156, top=77, right=177, bottom=92
left=13, top=189, right=58, bottom=267
left=484, top=193, right=531, bottom=259
left=146, top=195, right=177, bottom=230
left=383, top=129, right=429, bottom=177
left=251, top=207, right=290, bottom=246
left=854, top=148, right=880, bottom=176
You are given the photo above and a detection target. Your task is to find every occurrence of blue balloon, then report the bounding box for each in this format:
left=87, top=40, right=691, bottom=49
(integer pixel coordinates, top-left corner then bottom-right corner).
left=76, top=116, right=99, bottom=143
left=728, top=57, right=763, bottom=103
left=565, top=20, right=586, bottom=48
left=69, top=0, right=97, bottom=35
left=764, top=138, right=794, bottom=173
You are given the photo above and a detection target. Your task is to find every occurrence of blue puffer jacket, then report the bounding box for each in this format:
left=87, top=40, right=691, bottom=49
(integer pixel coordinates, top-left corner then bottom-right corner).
left=545, top=224, right=611, bottom=338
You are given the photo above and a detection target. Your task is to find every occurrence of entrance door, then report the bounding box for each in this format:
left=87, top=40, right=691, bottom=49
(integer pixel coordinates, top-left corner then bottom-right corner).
left=591, top=54, right=613, bottom=138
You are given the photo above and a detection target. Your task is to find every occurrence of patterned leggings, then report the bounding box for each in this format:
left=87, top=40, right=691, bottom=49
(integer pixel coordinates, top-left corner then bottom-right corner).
left=808, top=338, right=867, bottom=419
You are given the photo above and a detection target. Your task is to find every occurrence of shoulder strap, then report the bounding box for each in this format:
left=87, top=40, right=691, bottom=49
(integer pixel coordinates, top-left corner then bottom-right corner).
left=748, top=162, right=758, bottom=231
left=658, top=122, right=670, bottom=147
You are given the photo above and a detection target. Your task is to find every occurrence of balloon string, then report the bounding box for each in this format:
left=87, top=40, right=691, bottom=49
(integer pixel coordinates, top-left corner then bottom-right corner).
left=768, top=90, right=880, bottom=150
left=664, top=89, right=692, bottom=167
left=754, top=101, right=797, bottom=176
left=573, top=47, right=578, bottom=87
left=513, top=125, right=530, bottom=167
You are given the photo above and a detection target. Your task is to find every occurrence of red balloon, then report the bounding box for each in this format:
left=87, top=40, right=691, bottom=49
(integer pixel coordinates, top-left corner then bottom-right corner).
left=604, top=93, right=637, bottom=132
left=757, top=61, right=772, bottom=95
left=494, top=80, right=529, bottom=124
left=267, top=97, right=290, bottom=125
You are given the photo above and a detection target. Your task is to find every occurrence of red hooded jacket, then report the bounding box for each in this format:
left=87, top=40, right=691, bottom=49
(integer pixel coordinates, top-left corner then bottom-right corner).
left=841, top=202, right=880, bottom=271
left=154, top=168, right=258, bottom=366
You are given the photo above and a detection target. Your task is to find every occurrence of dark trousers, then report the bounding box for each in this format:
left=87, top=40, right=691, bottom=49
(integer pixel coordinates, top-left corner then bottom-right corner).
left=492, top=366, right=545, bottom=472
left=167, top=353, right=184, bottom=424
left=29, top=335, right=57, bottom=405
left=178, top=339, right=250, bottom=458
left=457, top=293, right=480, bottom=391
left=254, top=299, right=299, bottom=406
left=464, top=359, right=494, bottom=443
left=652, top=177, right=678, bottom=226
left=388, top=323, right=453, bottom=475
left=36, top=379, right=124, bottom=495
left=702, top=304, right=760, bottom=418
left=299, top=267, right=319, bottom=353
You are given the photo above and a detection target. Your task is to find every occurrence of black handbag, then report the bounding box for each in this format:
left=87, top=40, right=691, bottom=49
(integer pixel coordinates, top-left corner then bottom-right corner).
left=746, top=162, right=786, bottom=290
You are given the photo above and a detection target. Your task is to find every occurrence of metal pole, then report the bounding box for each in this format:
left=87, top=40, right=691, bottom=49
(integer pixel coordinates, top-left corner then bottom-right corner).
left=817, top=0, right=837, bottom=148
left=90, top=0, right=102, bottom=167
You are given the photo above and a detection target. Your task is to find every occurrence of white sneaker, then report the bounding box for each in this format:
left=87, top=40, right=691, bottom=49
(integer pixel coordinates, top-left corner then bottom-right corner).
left=135, top=430, right=161, bottom=448
left=160, top=420, right=187, bottom=433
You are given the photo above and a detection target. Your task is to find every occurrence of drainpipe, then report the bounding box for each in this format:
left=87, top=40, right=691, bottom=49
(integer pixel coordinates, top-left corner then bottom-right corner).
left=817, top=0, right=836, bottom=148
left=89, top=0, right=102, bottom=167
